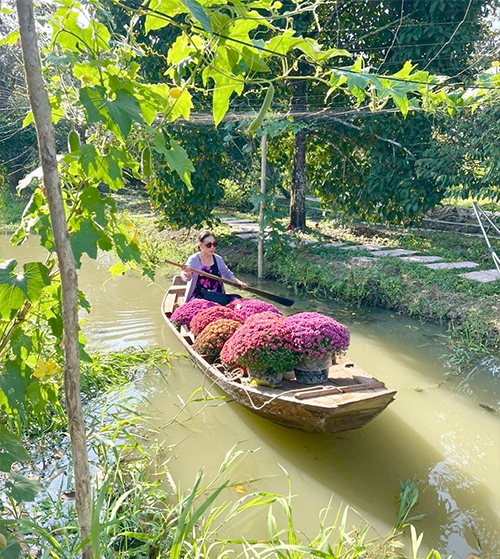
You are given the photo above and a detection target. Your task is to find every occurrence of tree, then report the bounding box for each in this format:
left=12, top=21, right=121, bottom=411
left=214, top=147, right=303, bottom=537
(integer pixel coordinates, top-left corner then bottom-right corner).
left=282, top=0, right=498, bottom=226
left=15, top=0, right=92, bottom=556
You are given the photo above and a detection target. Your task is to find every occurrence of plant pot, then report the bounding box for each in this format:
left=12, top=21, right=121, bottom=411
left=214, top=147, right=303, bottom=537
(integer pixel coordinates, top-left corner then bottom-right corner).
left=294, top=354, right=333, bottom=385
left=247, top=367, right=283, bottom=387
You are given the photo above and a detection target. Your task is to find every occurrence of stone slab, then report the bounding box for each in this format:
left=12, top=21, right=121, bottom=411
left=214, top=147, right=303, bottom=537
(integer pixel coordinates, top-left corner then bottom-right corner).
left=425, top=261, right=479, bottom=270
left=222, top=218, right=255, bottom=224
left=236, top=232, right=258, bottom=239
left=461, top=269, right=500, bottom=282
left=371, top=249, right=417, bottom=257
left=340, top=244, right=386, bottom=251
left=400, top=255, right=443, bottom=263
left=322, top=242, right=346, bottom=248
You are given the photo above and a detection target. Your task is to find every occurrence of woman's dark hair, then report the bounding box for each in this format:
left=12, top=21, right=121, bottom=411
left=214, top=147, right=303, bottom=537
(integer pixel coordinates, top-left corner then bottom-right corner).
left=198, top=230, right=215, bottom=244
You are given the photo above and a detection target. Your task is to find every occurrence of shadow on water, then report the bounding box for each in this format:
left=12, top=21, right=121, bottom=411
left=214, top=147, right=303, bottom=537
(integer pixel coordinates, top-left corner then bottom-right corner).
left=220, top=388, right=499, bottom=558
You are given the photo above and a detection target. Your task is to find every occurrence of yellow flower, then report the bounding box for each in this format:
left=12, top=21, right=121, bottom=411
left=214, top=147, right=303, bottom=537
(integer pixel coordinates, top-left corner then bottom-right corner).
left=492, top=61, right=500, bottom=67
left=169, top=87, right=183, bottom=99
left=33, top=359, right=62, bottom=380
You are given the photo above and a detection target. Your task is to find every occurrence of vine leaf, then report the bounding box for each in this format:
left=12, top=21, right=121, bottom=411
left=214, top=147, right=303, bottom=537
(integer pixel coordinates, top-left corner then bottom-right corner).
left=165, top=139, right=195, bottom=187
left=180, top=0, right=212, bottom=34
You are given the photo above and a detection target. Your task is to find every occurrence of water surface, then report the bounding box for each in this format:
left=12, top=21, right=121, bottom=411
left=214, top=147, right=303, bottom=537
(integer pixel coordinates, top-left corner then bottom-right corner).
left=2, top=234, right=499, bottom=558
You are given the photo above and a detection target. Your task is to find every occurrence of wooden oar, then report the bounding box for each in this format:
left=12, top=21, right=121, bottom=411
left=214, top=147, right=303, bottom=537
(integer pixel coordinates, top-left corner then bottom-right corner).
left=164, top=259, right=295, bottom=307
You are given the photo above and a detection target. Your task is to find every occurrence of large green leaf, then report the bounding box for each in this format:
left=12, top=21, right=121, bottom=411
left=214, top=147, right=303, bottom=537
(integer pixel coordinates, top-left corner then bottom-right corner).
left=0, top=360, right=29, bottom=411
left=5, top=472, right=43, bottom=502
left=0, top=260, right=50, bottom=318
left=0, top=427, right=30, bottom=472
left=180, top=0, right=212, bottom=33
left=104, top=89, right=144, bottom=139
left=165, top=139, right=195, bottom=187
left=145, top=0, right=185, bottom=32
left=69, top=220, right=104, bottom=267
left=0, top=260, right=26, bottom=320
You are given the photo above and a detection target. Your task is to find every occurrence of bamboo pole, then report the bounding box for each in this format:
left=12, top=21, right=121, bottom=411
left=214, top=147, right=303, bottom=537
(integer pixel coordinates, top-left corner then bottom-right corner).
left=258, top=133, right=267, bottom=279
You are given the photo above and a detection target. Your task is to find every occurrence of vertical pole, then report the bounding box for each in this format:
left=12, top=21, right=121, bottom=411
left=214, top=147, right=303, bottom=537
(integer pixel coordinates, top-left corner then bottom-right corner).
left=258, top=133, right=267, bottom=279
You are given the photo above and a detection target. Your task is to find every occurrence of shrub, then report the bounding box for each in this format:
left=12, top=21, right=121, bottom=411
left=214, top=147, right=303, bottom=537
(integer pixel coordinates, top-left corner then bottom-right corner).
left=284, top=312, right=350, bottom=360
left=220, top=317, right=297, bottom=373
left=190, top=306, right=243, bottom=336
left=170, top=299, right=219, bottom=329
left=193, top=319, right=242, bottom=363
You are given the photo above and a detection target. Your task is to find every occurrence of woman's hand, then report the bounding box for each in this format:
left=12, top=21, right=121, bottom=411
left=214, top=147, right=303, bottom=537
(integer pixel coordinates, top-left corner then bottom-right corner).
left=237, top=279, right=248, bottom=289
left=182, top=265, right=192, bottom=280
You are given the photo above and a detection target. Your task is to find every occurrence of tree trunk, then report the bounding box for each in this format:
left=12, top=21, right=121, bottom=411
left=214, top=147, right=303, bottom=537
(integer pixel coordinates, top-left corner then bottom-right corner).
left=288, top=70, right=308, bottom=231
left=16, top=1, right=93, bottom=557
left=289, top=127, right=307, bottom=230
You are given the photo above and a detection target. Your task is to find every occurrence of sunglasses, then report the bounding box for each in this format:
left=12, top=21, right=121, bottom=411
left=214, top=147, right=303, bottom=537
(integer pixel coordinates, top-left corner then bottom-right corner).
left=203, top=241, right=217, bottom=248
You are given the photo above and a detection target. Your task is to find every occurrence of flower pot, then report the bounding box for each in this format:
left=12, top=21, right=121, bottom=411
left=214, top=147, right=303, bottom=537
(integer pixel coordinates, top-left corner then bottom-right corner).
left=294, top=354, right=333, bottom=385
left=247, top=367, right=283, bottom=387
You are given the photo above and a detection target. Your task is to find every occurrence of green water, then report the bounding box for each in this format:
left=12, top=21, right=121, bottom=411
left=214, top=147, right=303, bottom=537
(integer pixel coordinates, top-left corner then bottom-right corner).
left=2, top=233, right=499, bottom=558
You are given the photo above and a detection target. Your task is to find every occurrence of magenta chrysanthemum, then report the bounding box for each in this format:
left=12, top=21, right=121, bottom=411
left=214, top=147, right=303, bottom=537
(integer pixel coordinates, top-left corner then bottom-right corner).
left=220, top=317, right=297, bottom=373
left=284, top=312, right=350, bottom=360
left=190, top=306, right=243, bottom=336
left=233, top=299, right=282, bottom=321
left=244, top=311, right=282, bottom=326
left=170, top=299, right=219, bottom=329
left=227, top=297, right=249, bottom=310
left=193, top=319, right=242, bottom=363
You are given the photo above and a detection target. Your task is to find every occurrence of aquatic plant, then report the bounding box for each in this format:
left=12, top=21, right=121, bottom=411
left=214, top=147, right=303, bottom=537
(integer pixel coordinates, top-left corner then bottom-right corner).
left=284, top=312, right=350, bottom=360
left=220, top=316, right=297, bottom=374
left=193, top=319, right=242, bottom=363
left=190, top=306, right=243, bottom=336
left=170, top=299, right=219, bottom=329
left=231, top=299, right=282, bottom=320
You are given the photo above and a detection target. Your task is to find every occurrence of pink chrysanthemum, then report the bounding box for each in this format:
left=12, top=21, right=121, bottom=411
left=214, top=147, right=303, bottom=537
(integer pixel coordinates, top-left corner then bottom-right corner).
left=221, top=317, right=297, bottom=373
left=233, top=299, right=282, bottom=321
left=170, top=299, right=219, bottom=329
left=284, top=312, right=350, bottom=360
left=190, top=306, right=243, bottom=336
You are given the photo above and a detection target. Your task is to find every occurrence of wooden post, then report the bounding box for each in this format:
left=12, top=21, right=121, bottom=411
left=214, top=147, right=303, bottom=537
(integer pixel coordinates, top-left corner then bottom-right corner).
left=16, top=1, right=93, bottom=557
left=258, top=133, right=267, bottom=279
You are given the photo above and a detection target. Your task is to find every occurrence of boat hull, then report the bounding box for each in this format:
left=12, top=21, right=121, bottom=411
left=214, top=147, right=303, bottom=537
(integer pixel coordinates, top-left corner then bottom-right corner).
left=162, top=278, right=396, bottom=434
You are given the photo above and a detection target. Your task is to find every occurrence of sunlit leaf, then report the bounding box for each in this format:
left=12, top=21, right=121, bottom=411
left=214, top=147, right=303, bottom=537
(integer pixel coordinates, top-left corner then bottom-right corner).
left=165, top=139, right=195, bottom=187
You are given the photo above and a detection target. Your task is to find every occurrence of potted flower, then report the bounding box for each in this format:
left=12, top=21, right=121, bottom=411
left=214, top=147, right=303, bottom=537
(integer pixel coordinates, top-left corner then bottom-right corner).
left=190, top=306, right=243, bottom=336
left=170, top=299, right=219, bottom=330
left=220, top=316, right=297, bottom=386
left=284, top=312, right=350, bottom=384
left=193, top=319, right=242, bottom=363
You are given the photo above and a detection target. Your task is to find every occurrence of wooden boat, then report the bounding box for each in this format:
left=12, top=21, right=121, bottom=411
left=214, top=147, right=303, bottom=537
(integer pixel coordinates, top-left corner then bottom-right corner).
left=161, top=276, right=397, bottom=434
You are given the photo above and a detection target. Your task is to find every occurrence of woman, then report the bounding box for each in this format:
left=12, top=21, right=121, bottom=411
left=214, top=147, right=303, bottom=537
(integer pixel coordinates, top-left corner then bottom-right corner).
left=181, top=231, right=247, bottom=304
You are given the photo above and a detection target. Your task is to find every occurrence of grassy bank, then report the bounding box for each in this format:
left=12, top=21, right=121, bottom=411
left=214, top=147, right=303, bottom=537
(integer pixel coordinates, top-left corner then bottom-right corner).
left=134, top=215, right=500, bottom=368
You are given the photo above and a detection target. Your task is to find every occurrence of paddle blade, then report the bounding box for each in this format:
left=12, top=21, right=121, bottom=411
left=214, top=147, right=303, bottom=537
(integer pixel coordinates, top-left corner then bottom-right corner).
left=243, top=285, right=294, bottom=307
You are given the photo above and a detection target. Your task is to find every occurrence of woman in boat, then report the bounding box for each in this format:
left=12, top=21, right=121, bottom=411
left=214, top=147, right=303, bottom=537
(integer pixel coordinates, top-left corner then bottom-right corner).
left=181, top=231, right=247, bottom=304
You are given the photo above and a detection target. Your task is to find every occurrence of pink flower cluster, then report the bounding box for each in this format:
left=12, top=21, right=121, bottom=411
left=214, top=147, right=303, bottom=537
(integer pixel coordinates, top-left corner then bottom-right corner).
left=220, top=316, right=297, bottom=373
left=284, top=312, right=350, bottom=360
left=190, top=306, right=243, bottom=336
left=229, top=299, right=282, bottom=321
left=170, top=299, right=219, bottom=329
